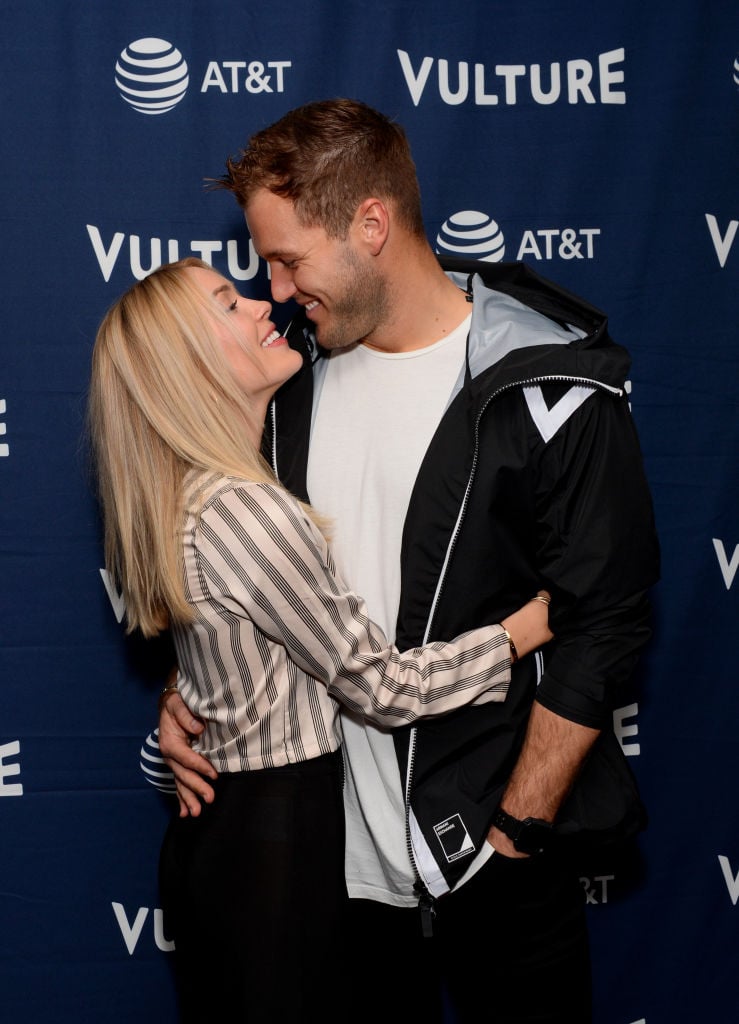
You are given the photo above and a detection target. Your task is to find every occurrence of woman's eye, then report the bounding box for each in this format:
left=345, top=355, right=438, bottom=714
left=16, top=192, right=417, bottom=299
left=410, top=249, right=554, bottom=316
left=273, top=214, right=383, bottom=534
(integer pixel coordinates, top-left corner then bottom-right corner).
left=228, top=299, right=238, bottom=312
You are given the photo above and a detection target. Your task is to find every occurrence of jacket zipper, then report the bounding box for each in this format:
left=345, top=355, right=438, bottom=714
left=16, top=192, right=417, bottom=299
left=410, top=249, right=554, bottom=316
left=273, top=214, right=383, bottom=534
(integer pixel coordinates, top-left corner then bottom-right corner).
left=403, top=372, right=623, bottom=913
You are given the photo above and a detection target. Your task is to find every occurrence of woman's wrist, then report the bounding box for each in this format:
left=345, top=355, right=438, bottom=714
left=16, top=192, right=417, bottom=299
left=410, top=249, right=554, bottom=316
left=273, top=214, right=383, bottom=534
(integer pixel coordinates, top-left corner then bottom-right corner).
left=501, top=591, right=552, bottom=661
left=502, top=628, right=519, bottom=663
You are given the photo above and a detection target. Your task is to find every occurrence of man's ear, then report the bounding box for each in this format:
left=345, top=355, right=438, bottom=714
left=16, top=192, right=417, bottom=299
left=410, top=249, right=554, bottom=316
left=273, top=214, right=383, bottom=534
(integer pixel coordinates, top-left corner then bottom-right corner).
left=353, top=197, right=390, bottom=255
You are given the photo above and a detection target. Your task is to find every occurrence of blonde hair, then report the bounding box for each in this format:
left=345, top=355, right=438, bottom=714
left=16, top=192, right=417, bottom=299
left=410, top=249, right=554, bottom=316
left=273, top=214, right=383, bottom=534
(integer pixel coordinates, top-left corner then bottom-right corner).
left=88, top=257, right=305, bottom=637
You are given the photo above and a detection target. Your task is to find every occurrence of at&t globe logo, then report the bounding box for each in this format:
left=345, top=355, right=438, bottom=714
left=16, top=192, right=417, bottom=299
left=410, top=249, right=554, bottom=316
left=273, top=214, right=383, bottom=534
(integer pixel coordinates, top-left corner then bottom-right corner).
left=437, top=208, right=601, bottom=263
left=436, top=210, right=506, bottom=261
left=115, top=38, right=189, bottom=115
left=140, top=729, right=176, bottom=793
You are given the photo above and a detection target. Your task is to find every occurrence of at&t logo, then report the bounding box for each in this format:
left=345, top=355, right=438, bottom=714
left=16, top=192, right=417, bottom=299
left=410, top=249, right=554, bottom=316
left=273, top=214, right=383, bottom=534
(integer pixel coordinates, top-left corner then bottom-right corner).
left=580, top=873, right=614, bottom=904
left=0, top=398, right=8, bottom=457
left=115, top=38, right=189, bottom=115
left=114, top=37, right=292, bottom=116
left=436, top=210, right=601, bottom=263
left=0, top=740, right=23, bottom=797
left=436, top=211, right=505, bottom=261
left=140, top=730, right=176, bottom=794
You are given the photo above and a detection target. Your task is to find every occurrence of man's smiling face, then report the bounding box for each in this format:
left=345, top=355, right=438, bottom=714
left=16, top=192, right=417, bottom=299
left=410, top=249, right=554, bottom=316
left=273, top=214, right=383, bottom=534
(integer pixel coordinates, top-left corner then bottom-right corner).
left=245, top=188, right=389, bottom=351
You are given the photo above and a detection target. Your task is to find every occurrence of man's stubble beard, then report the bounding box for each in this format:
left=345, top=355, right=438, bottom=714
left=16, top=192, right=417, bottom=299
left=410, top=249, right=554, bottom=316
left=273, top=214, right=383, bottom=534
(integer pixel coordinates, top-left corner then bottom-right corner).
left=316, top=245, right=390, bottom=351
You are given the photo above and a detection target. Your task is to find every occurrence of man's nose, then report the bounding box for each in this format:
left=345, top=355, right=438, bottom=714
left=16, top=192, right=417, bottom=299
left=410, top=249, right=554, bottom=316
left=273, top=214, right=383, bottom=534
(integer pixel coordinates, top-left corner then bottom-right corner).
left=269, top=265, right=296, bottom=303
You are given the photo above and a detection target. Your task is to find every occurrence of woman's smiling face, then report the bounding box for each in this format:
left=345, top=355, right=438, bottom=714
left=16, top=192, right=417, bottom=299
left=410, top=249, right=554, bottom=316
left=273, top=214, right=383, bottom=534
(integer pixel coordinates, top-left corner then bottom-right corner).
left=185, top=264, right=302, bottom=404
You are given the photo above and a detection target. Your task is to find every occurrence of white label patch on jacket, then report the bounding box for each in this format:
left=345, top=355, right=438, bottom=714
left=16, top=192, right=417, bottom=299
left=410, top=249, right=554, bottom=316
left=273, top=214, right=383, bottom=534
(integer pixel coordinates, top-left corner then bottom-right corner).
left=524, top=384, right=595, bottom=443
left=433, top=813, right=476, bottom=862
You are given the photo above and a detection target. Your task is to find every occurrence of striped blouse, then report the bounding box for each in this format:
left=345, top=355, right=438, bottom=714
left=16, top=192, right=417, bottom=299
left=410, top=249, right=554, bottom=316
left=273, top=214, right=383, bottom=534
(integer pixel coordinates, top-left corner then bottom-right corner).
left=171, top=472, right=512, bottom=773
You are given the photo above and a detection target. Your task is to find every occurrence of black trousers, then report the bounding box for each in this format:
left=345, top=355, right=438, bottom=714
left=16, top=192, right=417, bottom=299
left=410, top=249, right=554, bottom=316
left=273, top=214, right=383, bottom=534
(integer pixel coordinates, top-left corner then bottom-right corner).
left=348, top=849, right=591, bottom=1024
left=159, top=751, right=348, bottom=1023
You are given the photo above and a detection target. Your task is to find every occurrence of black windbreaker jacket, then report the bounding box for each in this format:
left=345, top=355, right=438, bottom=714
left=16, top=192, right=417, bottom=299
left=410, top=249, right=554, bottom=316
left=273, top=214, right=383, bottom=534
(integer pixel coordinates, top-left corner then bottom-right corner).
left=267, top=257, right=660, bottom=895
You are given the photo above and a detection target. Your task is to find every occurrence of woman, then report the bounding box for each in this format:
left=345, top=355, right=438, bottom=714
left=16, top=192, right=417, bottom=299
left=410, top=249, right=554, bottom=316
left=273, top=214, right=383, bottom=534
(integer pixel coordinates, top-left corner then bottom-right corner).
left=88, top=257, right=551, bottom=1020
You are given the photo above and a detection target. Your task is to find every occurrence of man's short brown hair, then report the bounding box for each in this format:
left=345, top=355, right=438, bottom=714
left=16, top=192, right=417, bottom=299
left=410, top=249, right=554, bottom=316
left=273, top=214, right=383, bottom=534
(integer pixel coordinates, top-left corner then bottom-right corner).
left=217, top=98, right=426, bottom=240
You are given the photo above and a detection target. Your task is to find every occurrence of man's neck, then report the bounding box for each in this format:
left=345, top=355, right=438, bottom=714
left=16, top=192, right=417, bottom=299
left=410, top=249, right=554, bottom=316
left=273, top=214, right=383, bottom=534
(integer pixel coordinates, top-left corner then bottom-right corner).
left=361, top=250, right=471, bottom=354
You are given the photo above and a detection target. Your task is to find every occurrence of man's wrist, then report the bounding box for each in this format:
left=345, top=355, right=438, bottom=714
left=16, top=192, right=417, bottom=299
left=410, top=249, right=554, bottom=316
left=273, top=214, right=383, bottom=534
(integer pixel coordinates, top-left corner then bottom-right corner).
left=492, top=807, right=554, bottom=855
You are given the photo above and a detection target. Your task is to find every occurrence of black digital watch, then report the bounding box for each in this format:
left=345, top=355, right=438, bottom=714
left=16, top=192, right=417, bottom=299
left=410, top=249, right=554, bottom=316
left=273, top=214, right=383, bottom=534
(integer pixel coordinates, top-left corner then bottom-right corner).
left=492, top=808, right=554, bottom=855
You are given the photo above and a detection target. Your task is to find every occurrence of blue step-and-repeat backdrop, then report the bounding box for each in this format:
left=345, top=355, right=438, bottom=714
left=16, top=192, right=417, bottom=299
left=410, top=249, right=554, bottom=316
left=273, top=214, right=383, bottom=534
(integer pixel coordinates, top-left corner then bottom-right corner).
left=2, top=2, right=738, bottom=1020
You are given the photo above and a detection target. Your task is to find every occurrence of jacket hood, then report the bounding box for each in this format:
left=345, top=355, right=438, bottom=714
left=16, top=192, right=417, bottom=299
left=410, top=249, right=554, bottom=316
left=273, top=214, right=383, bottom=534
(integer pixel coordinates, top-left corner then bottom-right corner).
left=437, top=257, right=631, bottom=398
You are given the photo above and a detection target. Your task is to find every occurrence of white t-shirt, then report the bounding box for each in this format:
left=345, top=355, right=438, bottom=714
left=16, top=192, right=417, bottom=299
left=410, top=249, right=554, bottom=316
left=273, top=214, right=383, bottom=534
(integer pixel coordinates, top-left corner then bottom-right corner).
left=307, top=316, right=470, bottom=905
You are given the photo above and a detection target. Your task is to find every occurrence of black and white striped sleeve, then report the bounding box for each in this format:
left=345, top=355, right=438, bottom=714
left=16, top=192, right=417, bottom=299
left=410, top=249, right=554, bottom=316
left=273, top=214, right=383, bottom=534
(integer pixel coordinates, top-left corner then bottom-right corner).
left=194, top=482, right=511, bottom=726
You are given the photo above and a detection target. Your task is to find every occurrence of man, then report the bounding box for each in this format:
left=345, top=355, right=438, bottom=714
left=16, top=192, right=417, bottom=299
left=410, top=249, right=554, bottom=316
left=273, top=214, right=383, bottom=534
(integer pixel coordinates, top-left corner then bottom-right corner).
left=159, top=98, right=659, bottom=1022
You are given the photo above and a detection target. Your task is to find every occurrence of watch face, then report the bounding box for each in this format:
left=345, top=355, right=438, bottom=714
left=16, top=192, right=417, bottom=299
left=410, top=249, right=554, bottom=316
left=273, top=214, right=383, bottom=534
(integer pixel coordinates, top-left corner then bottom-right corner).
left=515, top=818, right=553, bottom=855
left=494, top=810, right=554, bottom=854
